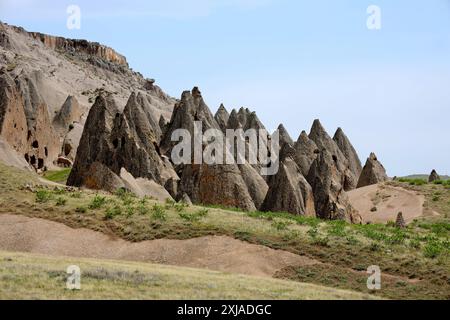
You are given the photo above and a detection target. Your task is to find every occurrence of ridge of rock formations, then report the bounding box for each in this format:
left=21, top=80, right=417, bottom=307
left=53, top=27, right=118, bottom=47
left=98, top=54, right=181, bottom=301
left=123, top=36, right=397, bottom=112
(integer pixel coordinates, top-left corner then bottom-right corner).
left=0, top=22, right=387, bottom=223
left=357, top=153, right=389, bottom=188
left=0, top=21, right=175, bottom=171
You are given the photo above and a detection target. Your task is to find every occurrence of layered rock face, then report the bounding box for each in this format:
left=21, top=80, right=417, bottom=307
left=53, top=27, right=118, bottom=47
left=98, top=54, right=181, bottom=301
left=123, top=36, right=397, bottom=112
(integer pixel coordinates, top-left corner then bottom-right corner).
left=0, top=71, right=59, bottom=171
left=0, top=22, right=175, bottom=172
left=27, top=31, right=128, bottom=67
left=357, top=153, right=388, bottom=188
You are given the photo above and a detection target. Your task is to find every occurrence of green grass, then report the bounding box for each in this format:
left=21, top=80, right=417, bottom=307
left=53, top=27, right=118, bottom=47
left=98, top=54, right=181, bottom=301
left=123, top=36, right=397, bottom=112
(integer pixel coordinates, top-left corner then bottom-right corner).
left=43, top=169, right=72, bottom=184
left=0, top=161, right=449, bottom=299
left=0, top=251, right=376, bottom=300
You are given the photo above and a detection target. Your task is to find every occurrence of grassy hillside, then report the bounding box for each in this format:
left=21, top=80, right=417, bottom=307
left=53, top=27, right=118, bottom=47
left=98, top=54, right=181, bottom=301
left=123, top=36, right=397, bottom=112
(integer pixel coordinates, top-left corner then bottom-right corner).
left=0, top=162, right=449, bottom=299
left=0, top=251, right=375, bottom=300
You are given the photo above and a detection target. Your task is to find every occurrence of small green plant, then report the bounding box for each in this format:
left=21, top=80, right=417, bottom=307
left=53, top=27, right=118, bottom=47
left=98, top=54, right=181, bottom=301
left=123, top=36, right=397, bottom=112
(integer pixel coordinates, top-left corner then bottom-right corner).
left=89, top=195, right=107, bottom=209
left=174, top=202, right=188, bottom=213
left=105, top=205, right=122, bottom=220
left=327, top=220, right=347, bottom=237
left=75, top=206, right=87, bottom=214
left=271, top=220, right=289, bottom=231
left=70, top=191, right=82, bottom=199
left=423, top=241, right=444, bottom=259
left=151, top=204, right=167, bottom=221
left=55, top=197, right=67, bottom=206
left=35, top=190, right=52, bottom=203
left=307, top=227, right=319, bottom=239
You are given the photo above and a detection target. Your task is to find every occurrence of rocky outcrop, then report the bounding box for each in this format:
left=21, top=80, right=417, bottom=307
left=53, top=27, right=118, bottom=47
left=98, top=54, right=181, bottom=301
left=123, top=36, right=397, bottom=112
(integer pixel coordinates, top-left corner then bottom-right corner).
left=307, top=149, right=361, bottom=223
left=293, top=131, right=318, bottom=177
left=178, top=164, right=257, bottom=211
left=239, top=162, right=269, bottom=210
left=333, top=127, right=362, bottom=189
left=214, top=104, right=229, bottom=133
left=0, top=71, right=59, bottom=171
left=53, top=96, right=83, bottom=132
left=227, top=107, right=265, bottom=132
left=357, top=153, right=388, bottom=188
left=309, top=120, right=357, bottom=191
left=277, top=124, right=294, bottom=148
left=67, top=94, right=118, bottom=187
left=395, top=212, right=406, bottom=229
left=262, top=145, right=315, bottom=216
left=428, top=170, right=441, bottom=183
left=27, top=31, right=128, bottom=66
left=160, top=87, right=220, bottom=155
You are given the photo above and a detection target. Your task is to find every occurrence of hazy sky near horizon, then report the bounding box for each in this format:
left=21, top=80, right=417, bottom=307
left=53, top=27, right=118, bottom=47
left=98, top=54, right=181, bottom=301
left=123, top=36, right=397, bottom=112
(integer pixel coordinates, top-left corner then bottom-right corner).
left=1, top=0, right=450, bottom=176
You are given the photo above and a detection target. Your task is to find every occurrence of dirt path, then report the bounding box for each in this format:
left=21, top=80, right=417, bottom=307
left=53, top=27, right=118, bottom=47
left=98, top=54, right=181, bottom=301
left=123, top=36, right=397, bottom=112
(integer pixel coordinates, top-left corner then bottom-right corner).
left=348, top=183, right=425, bottom=224
left=0, top=214, right=318, bottom=278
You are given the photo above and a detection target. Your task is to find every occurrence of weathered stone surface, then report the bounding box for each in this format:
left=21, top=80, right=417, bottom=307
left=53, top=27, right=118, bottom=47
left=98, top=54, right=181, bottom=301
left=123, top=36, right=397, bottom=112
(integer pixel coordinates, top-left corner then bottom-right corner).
left=214, top=104, right=229, bottom=133
left=164, top=177, right=179, bottom=199
left=82, top=161, right=125, bottom=192
left=53, top=96, right=82, bottom=132
left=333, top=127, right=362, bottom=190
left=120, top=168, right=172, bottom=201
left=262, top=145, right=315, bottom=216
left=307, top=149, right=361, bottom=223
left=108, top=93, right=175, bottom=184
left=238, top=162, right=269, bottom=210
left=428, top=170, right=441, bottom=183
left=277, top=124, right=294, bottom=148
left=357, top=153, right=388, bottom=188
left=395, top=212, right=406, bottom=229
left=0, top=71, right=59, bottom=170
left=309, top=119, right=357, bottom=191
left=67, top=94, right=118, bottom=187
left=178, top=164, right=257, bottom=211
left=293, top=131, right=318, bottom=177
left=180, top=193, right=193, bottom=205
left=160, top=87, right=220, bottom=155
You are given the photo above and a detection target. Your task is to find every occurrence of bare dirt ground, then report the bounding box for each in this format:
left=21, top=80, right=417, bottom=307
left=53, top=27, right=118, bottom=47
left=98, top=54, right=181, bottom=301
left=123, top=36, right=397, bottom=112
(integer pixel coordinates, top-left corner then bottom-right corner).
left=348, top=183, right=425, bottom=224
left=0, top=214, right=318, bottom=278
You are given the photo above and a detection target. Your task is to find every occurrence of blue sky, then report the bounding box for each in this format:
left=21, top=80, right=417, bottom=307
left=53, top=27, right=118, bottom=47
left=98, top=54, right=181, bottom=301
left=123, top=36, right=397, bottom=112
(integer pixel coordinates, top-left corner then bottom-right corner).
left=1, top=0, right=450, bottom=176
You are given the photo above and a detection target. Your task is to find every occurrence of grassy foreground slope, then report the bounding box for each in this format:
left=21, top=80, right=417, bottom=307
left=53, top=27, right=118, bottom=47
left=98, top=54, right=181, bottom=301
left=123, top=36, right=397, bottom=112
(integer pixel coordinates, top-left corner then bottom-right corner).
left=0, top=163, right=449, bottom=299
left=0, top=251, right=375, bottom=300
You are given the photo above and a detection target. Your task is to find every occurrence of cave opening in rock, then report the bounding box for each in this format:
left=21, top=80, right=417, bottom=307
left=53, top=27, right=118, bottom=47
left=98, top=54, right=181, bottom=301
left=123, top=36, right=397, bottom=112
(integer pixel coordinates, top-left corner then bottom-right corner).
left=112, top=138, right=119, bottom=149
left=30, top=155, right=36, bottom=165
left=32, top=140, right=39, bottom=148
left=24, top=153, right=29, bottom=163
left=44, top=147, right=48, bottom=157
left=38, top=158, right=44, bottom=169
left=64, top=143, right=72, bottom=156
